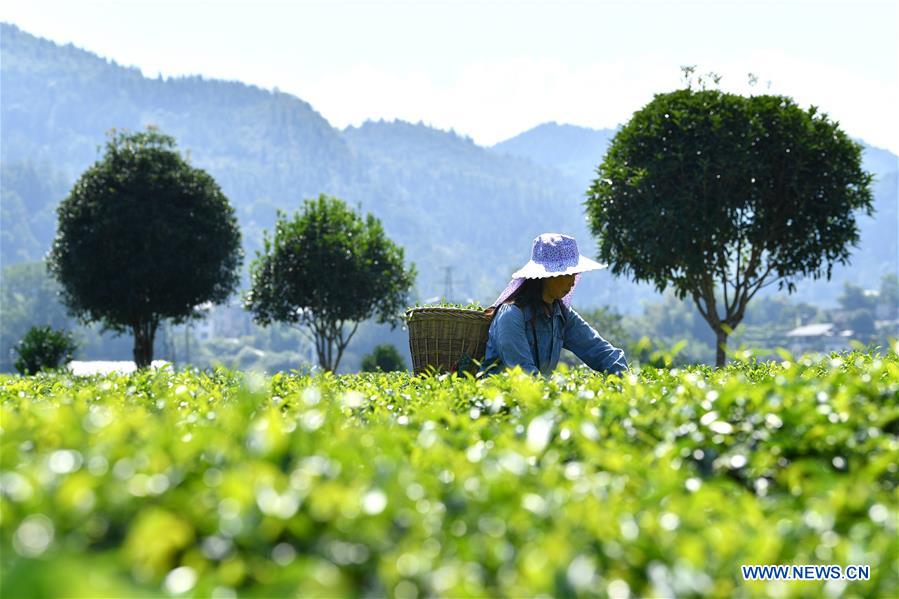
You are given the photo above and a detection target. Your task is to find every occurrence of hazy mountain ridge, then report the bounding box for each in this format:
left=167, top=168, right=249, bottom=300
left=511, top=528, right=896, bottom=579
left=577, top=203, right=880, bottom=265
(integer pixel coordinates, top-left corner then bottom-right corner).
left=1, top=23, right=356, bottom=205
left=1, top=22, right=653, bottom=310
left=491, top=122, right=618, bottom=189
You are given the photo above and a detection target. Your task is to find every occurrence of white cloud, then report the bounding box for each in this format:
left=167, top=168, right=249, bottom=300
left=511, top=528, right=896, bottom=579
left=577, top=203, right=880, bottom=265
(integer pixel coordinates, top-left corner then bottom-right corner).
left=699, top=51, right=899, bottom=151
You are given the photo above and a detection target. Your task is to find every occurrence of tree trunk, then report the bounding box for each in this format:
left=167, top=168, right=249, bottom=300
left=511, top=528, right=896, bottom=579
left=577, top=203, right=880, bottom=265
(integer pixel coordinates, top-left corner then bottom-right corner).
left=324, top=332, right=334, bottom=372
left=693, top=286, right=742, bottom=369
left=132, top=319, right=158, bottom=369
left=312, top=328, right=334, bottom=372
left=331, top=321, right=359, bottom=374
left=715, top=327, right=728, bottom=368
left=311, top=320, right=359, bottom=373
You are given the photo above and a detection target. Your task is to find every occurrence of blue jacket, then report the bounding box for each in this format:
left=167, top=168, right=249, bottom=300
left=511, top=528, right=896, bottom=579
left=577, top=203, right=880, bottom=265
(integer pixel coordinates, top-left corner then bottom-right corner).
left=477, top=300, right=629, bottom=377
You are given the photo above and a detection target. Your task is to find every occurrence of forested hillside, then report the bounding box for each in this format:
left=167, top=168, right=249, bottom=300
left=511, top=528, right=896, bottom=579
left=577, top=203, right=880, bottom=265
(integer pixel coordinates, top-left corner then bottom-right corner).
left=1, top=22, right=654, bottom=309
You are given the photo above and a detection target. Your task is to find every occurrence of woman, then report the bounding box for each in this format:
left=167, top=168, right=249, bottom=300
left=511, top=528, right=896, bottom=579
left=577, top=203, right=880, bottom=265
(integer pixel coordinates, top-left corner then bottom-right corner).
left=477, top=233, right=628, bottom=378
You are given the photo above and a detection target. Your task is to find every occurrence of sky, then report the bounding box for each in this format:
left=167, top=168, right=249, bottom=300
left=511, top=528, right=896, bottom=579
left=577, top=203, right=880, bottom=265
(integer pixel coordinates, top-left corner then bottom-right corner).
left=2, top=0, right=898, bottom=153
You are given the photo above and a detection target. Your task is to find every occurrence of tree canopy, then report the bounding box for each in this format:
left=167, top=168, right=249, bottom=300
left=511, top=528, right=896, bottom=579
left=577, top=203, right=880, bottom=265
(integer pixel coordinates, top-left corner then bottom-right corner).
left=47, top=128, right=243, bottom=367
left=245, top=194, right=416, bottom=372
left=586, top=87, right=874, bottom=366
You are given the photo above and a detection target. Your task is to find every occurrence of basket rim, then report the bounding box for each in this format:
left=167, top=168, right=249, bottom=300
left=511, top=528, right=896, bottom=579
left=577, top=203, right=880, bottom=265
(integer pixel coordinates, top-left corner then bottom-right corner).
left=404, top=306, right=489, bottom=316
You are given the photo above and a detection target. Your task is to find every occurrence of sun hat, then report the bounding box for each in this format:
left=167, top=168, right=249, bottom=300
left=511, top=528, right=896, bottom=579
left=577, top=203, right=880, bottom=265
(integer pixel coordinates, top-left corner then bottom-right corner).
left=490, top=233, right=608, bottom=309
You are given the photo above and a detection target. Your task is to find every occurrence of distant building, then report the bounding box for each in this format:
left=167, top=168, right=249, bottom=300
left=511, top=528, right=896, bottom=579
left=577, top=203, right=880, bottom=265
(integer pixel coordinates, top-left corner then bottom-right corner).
left=785, top=323, right=852, bottom=354
left=193, top=318, right=214, bottom=342
left=67, top=360, right=172, bottom=376
left=876, top=319, right=899, bottom=336
left=182, top=300, right=253, bottom=341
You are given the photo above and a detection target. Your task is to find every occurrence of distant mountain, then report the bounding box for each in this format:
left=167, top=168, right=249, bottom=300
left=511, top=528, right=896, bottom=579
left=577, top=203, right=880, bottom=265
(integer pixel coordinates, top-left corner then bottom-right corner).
left=0, top=22, right=655, bottom=315
left=338, top=119, right=660, bottom=309
left=492, top=122, right=617, bottom=188
left=858, top=143, right=899, bottom=176
left=0, top=23, right=355, bottom=188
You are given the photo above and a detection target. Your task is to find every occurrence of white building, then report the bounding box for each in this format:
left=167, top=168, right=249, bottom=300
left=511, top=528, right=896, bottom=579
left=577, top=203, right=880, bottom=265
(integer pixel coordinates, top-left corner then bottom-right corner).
left=785, top=323, right=852, bottom=354
left=67, top=360, right=172, bottom=376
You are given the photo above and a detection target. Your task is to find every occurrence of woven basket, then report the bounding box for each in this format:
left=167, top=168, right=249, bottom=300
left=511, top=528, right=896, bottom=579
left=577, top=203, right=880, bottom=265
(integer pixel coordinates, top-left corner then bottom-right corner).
left=405, top=307, right=492, bottom=375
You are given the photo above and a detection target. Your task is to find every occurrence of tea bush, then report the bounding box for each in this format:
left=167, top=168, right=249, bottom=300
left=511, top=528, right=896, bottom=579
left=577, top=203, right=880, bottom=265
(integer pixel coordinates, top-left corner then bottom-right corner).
left=1, top=347, right=897, bottom=597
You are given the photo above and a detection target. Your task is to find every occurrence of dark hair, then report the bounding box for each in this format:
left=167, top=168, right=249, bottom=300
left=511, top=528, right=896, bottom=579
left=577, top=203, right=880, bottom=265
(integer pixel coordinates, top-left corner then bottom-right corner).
left=505, top=278, right=547, bottom=316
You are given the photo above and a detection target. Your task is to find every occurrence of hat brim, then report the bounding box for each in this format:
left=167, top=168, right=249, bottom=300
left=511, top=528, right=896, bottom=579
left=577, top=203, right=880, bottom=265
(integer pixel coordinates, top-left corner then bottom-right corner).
left=511, top=255, right=608, bottom=279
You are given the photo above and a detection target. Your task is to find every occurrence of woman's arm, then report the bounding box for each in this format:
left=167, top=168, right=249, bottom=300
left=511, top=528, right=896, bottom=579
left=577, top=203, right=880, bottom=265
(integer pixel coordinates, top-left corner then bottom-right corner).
left=492, top=304, right=540, bottom=375
left=562, top=306, right=629, bottom=375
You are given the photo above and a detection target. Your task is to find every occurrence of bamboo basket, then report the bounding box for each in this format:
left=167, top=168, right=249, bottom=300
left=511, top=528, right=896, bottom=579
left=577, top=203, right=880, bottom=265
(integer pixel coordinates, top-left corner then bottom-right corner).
left=405, top=307, right=492, bottom=375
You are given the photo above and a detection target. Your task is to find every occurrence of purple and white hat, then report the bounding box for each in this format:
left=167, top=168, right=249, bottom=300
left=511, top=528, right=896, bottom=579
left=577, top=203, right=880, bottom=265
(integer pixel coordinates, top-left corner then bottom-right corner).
left=490, top=233, right=607, bottom=308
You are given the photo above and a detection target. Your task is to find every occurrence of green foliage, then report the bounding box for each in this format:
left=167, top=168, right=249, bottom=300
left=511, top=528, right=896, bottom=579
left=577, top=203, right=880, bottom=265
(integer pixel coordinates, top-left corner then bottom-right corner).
left=587, top=89, right=874, bottom=296
left=46, top=127, right=243, bottom=368
left=586, top=87, right=875, bottom=365
left=559, top=305, right=643, bottom=369
left=407, top=298, right=486, bottom=311
left=246, top=194, right=416, bottom=373
left=13, top=325, right=77, bottom=375
left=619, top=292, right=717, bottom=364
left=740, top=295, right=825, bottom=328
left=0, top=161, right=69, bottom=264
left=0, top=262, right=163, bottom=373
left=838, top=281, right=878, bottom=312
left=0, top=261, right=72, bottom=372
left=1, top=348, right=897, bottom=597
left=575, top=306, right=629, bottom=345
left=361, top=343, right=407, bottom=372
left=880, top=273, right=899, bottom=312
left=628, top=336, right=689, bottom=368
left=848, top=309, right=877, bottom=341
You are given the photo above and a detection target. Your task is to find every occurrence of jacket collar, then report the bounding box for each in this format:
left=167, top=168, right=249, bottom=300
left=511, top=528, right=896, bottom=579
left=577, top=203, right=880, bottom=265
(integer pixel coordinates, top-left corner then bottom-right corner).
left=520, top=299, right=563, bottom=322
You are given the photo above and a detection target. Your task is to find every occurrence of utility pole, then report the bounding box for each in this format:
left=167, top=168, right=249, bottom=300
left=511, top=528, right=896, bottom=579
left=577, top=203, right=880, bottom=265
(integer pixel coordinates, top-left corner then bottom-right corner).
left=160, top=322, right=176, bottom=366
left=184, top=323, right=191, bottom=367
left=443, top=266, right=455, bottom=303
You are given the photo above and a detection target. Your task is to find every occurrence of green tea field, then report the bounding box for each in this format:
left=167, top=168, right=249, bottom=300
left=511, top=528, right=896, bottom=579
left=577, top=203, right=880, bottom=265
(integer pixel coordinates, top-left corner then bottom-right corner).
left=2, top=349, right=897, bottom=598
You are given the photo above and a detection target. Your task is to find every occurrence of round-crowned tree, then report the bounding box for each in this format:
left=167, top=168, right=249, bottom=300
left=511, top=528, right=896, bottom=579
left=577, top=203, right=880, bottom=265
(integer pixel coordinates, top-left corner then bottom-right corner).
left=47, top=128, right=243, bottom=368
left=245, top=194, right=416, bottom=373
left=586, top=87, right=873, bottom=366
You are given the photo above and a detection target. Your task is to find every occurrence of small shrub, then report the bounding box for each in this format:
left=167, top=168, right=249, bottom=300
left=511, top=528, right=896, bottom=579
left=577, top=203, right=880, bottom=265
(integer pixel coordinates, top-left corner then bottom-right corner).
left=361, top=343, right=407, bottom=372
left=14, top=325, right=78, bottom=375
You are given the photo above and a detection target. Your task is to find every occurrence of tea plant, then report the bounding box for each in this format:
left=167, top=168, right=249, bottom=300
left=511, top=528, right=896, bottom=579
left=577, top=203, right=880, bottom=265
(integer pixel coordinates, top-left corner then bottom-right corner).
left=1, top=347, right=897, bottom=597
left=407, top=299, right=486, bottom=311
